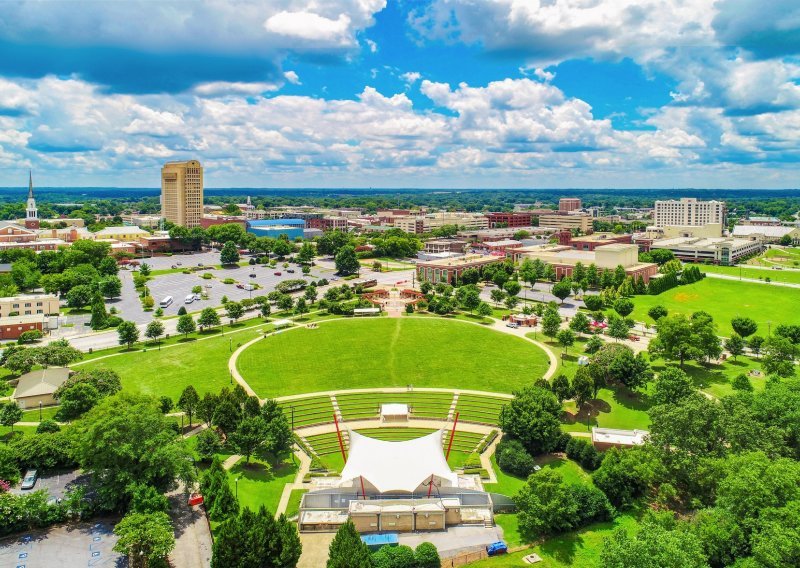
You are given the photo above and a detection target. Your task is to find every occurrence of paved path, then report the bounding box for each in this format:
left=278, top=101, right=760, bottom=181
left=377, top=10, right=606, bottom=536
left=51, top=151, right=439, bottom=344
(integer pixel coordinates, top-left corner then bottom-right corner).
left=167, top=486, right=212, bottom=568
left=704, top=271, right=800, bottom=288
left=222, top=454, right=242, bottom=470
left=294, top=417, right=498, bottom=438
left=276, top=386, right=513, bottom=403
left=274, top=449, right=312, bottom=519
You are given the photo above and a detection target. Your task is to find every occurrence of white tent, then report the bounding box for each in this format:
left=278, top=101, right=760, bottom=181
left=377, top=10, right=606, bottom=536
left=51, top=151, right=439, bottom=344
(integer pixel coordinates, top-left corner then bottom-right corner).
left=340, top=430, right=459, bottom=493
left=380, top=403, right=409, bottom=420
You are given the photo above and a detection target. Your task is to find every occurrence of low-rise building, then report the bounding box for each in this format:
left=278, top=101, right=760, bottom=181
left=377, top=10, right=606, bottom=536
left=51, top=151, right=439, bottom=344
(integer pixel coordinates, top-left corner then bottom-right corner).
left=474, top=239, right=524, bottom=255
left=731, top=225, right=800, bottom=244
left=93, top=226, right=151, bottom=242
left=484, top=211, right=534, bottom=228
left=558, top=231, right=632, bottom=251
left=307, top=217, right=351, bottom=231
left=512, top=243, right=658, bottom=282
left=0, top=315, right=48, bottom=341
left=200, top=215, right=248, bottom=230
left=416, top=254, right=502, bottom=284
left=121, top=214, right=162, bottom=229
left=591, top=428, right=649, bottom=450
left=649, top=236, right=763, bottom=265
left=458, top=226, right=548, bottom=243
left=423, top=239, right=468, bottom=254
left=559, top=198, right=582, bottom=212
left=394, top=213, right=489, bottom=235
left=12, top=367, right=71, bottom=408
left=247, top=218, right=305, bottom=239
left=0, top=294, right=60, bottom=318
left=539, top=213, right=593, bottom=233
left=741, top=216, right=781, bottom=227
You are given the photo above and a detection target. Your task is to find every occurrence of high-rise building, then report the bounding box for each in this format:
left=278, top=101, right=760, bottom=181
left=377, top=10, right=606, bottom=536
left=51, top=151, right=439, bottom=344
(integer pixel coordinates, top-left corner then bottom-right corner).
left=652, top=198, right=726, bottom=228
left=559, top=198, right=582, bottom=212
left=24, top=171, right=39, bottom=230
left=161, top=160, right=204, bottom=228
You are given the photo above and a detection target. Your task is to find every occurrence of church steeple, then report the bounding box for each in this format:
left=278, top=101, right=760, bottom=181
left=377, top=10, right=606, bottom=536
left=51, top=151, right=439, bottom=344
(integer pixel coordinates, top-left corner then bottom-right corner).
left=25, top=171, right=40, bottom=230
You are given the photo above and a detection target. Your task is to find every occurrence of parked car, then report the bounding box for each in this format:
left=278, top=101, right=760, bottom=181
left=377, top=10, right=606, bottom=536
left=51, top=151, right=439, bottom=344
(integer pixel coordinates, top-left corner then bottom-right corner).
left=486, top=541, right=508, bottom=557
left=287, top=269, right=295, bottom=273
left=506, top=322, right=519, bottom=329
left=249, top=273, right=257, bottom=278
left=236, top=283, right=244, bottom=289
left=21, top=469, right=38, bottom=490
left=274, top=272, right=282, bottom=276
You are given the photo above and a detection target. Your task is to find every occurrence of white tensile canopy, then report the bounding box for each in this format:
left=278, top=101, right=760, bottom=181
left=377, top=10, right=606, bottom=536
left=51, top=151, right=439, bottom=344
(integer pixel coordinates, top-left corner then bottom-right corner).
left=340, top=430, right=459, bottom=493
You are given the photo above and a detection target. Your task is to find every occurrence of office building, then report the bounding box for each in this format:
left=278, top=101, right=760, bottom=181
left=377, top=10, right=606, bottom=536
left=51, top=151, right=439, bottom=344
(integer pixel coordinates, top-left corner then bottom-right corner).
left=539, top=213, right=593, bottom=233
left=559, top=198, right=582, bottom=213
left=416, top=254, right=501, bottom=284
left=649, top=236, right=762, bottom=265
left=511, top=243, right=658, bottom=282
left=484, top=211, right=534, bottom=228
left=161, top=160, right=204, bottom=228
left=652, top=198, right=726, bottom=228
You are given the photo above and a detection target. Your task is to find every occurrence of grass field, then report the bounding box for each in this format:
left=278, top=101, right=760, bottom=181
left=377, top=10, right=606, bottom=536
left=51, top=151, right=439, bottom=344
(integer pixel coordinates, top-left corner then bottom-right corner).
left=465, top=513, right=640, bottom=568
left=78, top=325, right=269, bottom=401
left=561, top=387, right=652, bottom=432
left=701, top=263, right=800, bottom=284
left=227, top=455, right=298, bottom=514
left=747, top=246, right=800, bottom=268
left=628, top=278, right=800, bottom=335
left=238, top=318, right=551, bottom=398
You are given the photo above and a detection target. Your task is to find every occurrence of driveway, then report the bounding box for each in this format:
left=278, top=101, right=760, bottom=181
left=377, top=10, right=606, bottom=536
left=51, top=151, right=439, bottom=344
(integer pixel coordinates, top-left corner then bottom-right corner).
left=168, top=490, right=212, bottom=568
left=11, top=469, right=89, bottom=500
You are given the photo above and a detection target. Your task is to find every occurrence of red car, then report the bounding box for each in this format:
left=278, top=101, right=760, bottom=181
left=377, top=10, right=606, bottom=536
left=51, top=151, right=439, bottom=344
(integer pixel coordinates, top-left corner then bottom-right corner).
left=274, top=271, right=282, bottom=276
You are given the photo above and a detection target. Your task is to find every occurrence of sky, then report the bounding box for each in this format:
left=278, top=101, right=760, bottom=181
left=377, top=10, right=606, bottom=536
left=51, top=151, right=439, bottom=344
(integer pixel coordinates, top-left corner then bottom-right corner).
left=1, top=0, right=800, bottom=189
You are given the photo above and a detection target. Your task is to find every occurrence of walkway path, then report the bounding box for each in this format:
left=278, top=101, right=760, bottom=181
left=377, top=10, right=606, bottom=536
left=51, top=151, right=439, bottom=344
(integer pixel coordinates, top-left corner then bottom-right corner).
left=704, top=271, right=800, bottom=289
left=221, top=454, right=242, bottom=471
left=274, top=449, right=312, bottom=519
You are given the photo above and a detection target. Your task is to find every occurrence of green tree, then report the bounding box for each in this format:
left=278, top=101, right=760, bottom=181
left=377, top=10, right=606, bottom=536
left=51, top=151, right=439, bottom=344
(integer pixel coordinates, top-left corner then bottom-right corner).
left=198, top=307, right=221, bottom=331
left=294, top=297, right=309, bottom=316
left=90, top=295, right=108, bottom=330
left=176, top=314, right=196, bottom=338
left=334, top=245, right=360, bottom=275
left=296, top=242, right=315, bottom=263
left=569, top=311, right=590, bottom=334
left=213, top=399, right=241, bottom=436
left=584, top=334, right=604, bottom=354
left=762, top=336, right=795, bottom=377
left=177, top=385, right=199, bottom=428
left=225, top=301, right=244, bottom=324
left=515, top=470, right=578, bottom=539
left=541, top=307, right=561, bottom=338
left=99, top=276, right=122, bottom=299
left=556, top=328, right=575, bottom=354
left=552, top=279, right=572, bottom=303
left=551, top=373, right=573, bottom=403
left=607, top=314, right=631, bottom=342
left=748, top=335, right=765, bottom=359
left=73, top=392, right=193, bottom=510
left=601, top=519, right=709, bottom=568
left=499, top=386, right=562, bottom=455
left=56, top=382, right=101, bottom=420
left=489, top=288, right=506, bottom=306
left=66, top=283, right=95, bottom=308
left=327, top=520, right=373, bottom=568
left=613, top=298, right=634, bottom=318
left=139, top=262, right=151, bottom=277
left=117, top=320, right=140, bottom=349
left=731, top=316, right=758, bottom=338
left=0, top=401, right=22, bottom=432
left=583, top=295, right=603, bottom=311
left=113, top=512, right=175, bottom=568
left=503, top=280, right=521, bottom=297
left=572, top=367, right=594, bottom=411
left=304, top=285, right=318, bottom=304
left=145, top=320, right=164, bottom=345
left=414, top=542, right=441, bottom=568
left=476, top=301, right=493, bottom=319
left=652, top=367, right=695, bottom=406
left=648, top=305, right=668, bottom=322
left=731, top=373, right=754, bottom=392
left=220, top=240, right=240, bottom=265
left=229, top=417, right=268, bottom=463
left=724, top=334, right=745, bottom=361
left=271, top=238, right=293, bottom=258
left=260, top=302, right=271, bottom=319
left=649, top=314, right=697, bottom=368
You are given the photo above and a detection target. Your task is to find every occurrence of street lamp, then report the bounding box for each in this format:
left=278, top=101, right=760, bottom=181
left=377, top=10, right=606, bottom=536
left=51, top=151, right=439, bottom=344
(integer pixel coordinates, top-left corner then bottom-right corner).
left=235, top=476, right=240, bottom=499
left=229, top=337, right=233, bottom=352
left=230, top=369, right=233, bottom=385
left=38, top=401, right=42, bottom=422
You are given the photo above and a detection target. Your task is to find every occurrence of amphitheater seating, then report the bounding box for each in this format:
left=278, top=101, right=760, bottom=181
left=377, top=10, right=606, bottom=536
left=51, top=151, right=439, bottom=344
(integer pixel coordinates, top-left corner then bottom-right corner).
left=336, top=391, right=454, bottom=422
left=280, top=396, right=336, bottom=428
left=454, top=394, right=509, bottom=425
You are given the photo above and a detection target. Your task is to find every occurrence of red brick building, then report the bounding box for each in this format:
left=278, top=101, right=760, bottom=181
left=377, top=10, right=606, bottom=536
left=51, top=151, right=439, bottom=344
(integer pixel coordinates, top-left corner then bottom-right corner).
left=484, top=212, right=534, bottom=228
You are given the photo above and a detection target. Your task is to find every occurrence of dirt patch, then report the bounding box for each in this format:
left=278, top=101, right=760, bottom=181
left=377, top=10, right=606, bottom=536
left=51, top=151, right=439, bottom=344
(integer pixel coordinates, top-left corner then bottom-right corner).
left=672, top=292, right=699, bottom=303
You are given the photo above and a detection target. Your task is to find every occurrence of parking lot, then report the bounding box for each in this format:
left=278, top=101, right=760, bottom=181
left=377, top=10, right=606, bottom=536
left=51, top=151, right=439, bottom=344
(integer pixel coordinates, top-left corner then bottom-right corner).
left=0, top=519, right=123, bottom=568
left=11, top=469, right=88, bottom=501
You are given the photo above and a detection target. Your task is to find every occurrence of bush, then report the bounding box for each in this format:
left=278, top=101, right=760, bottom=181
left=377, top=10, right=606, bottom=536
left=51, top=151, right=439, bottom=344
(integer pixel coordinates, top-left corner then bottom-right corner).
left=17, top=330, right=43, bottom=344
left=36, top=419, right=60, bottom=434
left=565, top=437, right=602, bottom=471
left=222, top=278, right=235, bottom=285
left=202, top=273, right=213, bottom=280
left=583, top=295, right=603, bottom=311
left=106, top=316, right=123, bottom=327
left=570, top=483, right=615, bottom=525
left=496, top=438, right=536, bottom=478
left=372, top=544, right=416, bottom=568
left=415, top=542, right=441, bottom=568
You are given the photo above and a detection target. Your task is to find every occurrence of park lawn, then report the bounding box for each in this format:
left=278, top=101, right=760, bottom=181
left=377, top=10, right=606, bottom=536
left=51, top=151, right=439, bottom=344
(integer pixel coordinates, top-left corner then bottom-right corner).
left=464, top=513, right=640, bottom=568
left=77, top=326, right=267, bottom=401
left=228, top=455, right=298, bottom=514
left=650, top=356, right=782, bottom=399
left=628, top=278, right=800, bottom=335
left=0, top=425, right=38, bottom=440
left=700, top=263, right=800, bottom=285
left=562, top=388, right=652, bottom=433
left=488, top=455, right=591, bottom=499
left=238, top=318, right=551, bottom=398
left=748, top=247, right=800, bottom=268
left=285, top=488, right=307, bottom=519
left=20, top=406, right=60, bottom=422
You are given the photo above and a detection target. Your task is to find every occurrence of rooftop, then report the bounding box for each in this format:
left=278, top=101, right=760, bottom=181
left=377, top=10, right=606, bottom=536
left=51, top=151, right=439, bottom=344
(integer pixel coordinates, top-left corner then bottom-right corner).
left=732, top=225, right=797, bottom=238
left=592, top=427, right=649, bottom=446
left=14, top=367, right=71, bottom=399
left=416, top=254, right=500, bottom=268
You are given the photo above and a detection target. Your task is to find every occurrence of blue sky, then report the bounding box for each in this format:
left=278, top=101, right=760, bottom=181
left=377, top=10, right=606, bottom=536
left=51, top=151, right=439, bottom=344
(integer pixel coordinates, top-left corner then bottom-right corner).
left=0, top=0, right=800, bottom=188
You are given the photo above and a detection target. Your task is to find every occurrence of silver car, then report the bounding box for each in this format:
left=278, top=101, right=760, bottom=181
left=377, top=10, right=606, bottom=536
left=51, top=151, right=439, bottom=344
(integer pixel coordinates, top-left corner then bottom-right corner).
left=20, top=469, right=38, bottom=490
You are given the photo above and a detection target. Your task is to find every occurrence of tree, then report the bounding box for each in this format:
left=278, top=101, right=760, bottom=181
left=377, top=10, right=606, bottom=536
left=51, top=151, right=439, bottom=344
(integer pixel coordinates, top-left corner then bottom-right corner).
left=145, top=320, right=164, bottom=345
left=556, top=328, right=575, bottom=354
left=592, top=447, right=654, bottom=509
left=159, top=396, right=173, bottom=414
left=414, top=542, right=441, bottom=568
left=99, top=276, right=122, bottom=299
left=294, top=297, right=309, bottom=316
left=230, top=417, right=268, bottom=463
left=139, top=262, right=151, bottom=277
left=551, top=374, right=573, bottom=403
left=515, top=470, right=578, bottom=539
left=0, top=401, right=22, bottom=432
left=296, top=242, right=315, bottom=263
left=648, top=305, right=668, bottom=322
left=220, top=240, right=240, bottom=265
left=569, top=311, right=590, bottom=334
left=649, top=314, right=697, bottom=368
left=724, top=334, right=745, bottom=361
left=271, top=238, right=293, bottom=258
left=176, top=314, right=196, bottom=338
left=572, top=367, right=594, bottom=411
left=177, top=385, right=199, bottom=427
left=334, top=245, right=360, bottom=275
left=90, top=295, right=108, bottom=330
left=762, top=336, right=795, bottom=377
left=499, top=386, right=562, bottom=455
left=601, top=520, right=709, bottom=568
left=552, top=279, right=572, bottom=303
left=327, top=520, right=373, bottom=568
left=503, top=280, right=521, bottom=297
left=583, top=295, right=603, bottom=311
left=456, top=285, right=481, bottom=312
left=476, top=301, right=493, bottom=319
left=613, top=298, right=634, bottom=318
left=213, top=507, right=300, bottom=568
left=72, top=392, right=193, bottom=510
left=541, top=307, right=561, bottom=338
left=66, top=284, right=95, bottom=308
left=56, top=382, right=101, bottom=420
left=4, top=348, right=39, bottom=375
left=748, top=335, right=765, bottom=359
left=225, top=301, right=244, bottom=324
left=196, top=429, right=223, bottom=461
left=304, top=285, right=318, bottom=304
left=652, top=367, right=695, bottom=406
left=55, top=368, right=121, bottom=397
left=117, top=320, right=139, bottom=349
left=731, top=316, right=758, bottom=338
left=113, top=512, right=175, bottom=568
left=607, top=315, right=630, bottom=342
left=277, top=293, right=294, bottom=312
left=198, top=307, right=221, bottom=331
left=584, top=334, right=604, bottom=354
left=731, top=373, right=754, bottom=392
left=504, top=296, right=519, bottom=310
left=489, top=289, right=506, bottom=306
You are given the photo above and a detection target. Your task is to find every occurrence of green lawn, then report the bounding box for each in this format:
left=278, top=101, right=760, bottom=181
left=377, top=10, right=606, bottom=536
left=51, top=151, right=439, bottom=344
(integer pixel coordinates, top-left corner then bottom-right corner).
left=20, top=406, right=60, bottom=422
left=78, top=326, right=268, bottom=401
left=628, top=278, right=800, bottom=335
left=700, top=263, right=800, bottom=284
left=238, top=318, right=552, bottom=398
left=228, top=455, right=298, bottom=514
left=465, top=513, right=640, bottom=568
left=285, top=488, right=307, bottom=518
left=747, top=246, right=800, bottom=268
left=651, top=355, right=785, bottom=399
left=561, top=388, right=652, bottom=433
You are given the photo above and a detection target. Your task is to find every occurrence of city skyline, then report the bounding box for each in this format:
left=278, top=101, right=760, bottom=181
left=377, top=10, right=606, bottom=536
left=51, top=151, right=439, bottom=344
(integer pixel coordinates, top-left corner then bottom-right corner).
left=1, top=1, right=800, bottom=189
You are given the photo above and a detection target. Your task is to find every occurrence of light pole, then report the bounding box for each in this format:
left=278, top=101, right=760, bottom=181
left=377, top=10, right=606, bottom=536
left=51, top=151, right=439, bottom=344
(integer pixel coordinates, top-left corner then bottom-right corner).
left=229, top=337, right=232, bottom=352
left=38, top=401, right=42, bottom=422
left=235, top=476, right=239, bottom=499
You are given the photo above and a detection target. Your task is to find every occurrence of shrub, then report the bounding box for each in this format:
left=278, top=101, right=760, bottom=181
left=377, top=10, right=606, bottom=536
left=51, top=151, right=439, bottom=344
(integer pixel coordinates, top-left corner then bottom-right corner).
left=565, top=437, right=602, bottom=470
left=36, top=419, right=60, bottom=434
left=570, top=483, right=615, bottom=524
left=496, top=438, right=536, bottom=478
left=415, top=542, right=441, bottom=568
left=202, top=273, right=213, bottom=280
left=17, top=330, right=43, bottom=344
left=222, top=278, right=235, bottom=285
left=106, top=316, right=123, bottom=327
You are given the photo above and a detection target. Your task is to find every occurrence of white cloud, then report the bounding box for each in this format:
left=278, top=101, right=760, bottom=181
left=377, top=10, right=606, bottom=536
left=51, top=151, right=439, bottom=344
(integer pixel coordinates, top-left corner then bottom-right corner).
left=265, top=11, right=353, bottom=44
left=366, top=39, right=378, bottom=53
left=283, top=71, right=301, bottom=85
left=400, top=71, right=421, bottom=85
left=193, top=82, right=281, bottom=97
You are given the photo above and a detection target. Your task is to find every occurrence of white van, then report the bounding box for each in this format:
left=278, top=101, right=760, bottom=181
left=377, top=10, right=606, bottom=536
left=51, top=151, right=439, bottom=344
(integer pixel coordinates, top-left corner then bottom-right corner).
left=184, top=294, right=194, bottom=304
left=159, top=296, right=173, bottom=308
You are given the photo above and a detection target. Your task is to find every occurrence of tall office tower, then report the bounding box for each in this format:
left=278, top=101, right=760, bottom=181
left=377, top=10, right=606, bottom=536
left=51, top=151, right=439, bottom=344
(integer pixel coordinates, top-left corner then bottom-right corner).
left=652, top=197, right=727, bottom=228
left=161, top=160, right=204, bottom=228
left=559, top=197, right=582, bottom=212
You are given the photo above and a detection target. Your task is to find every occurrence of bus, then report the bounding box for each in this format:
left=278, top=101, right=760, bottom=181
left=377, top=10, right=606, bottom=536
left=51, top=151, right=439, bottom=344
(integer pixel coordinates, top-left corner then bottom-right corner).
left=159, top=296, right=173, bottom=308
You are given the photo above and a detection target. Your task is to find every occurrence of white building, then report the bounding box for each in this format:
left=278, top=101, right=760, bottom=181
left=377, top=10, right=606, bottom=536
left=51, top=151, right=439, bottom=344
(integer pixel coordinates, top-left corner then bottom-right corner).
left=653, top=198, right=727, bottom=228
left=649, top=236, right=762, bottom=265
